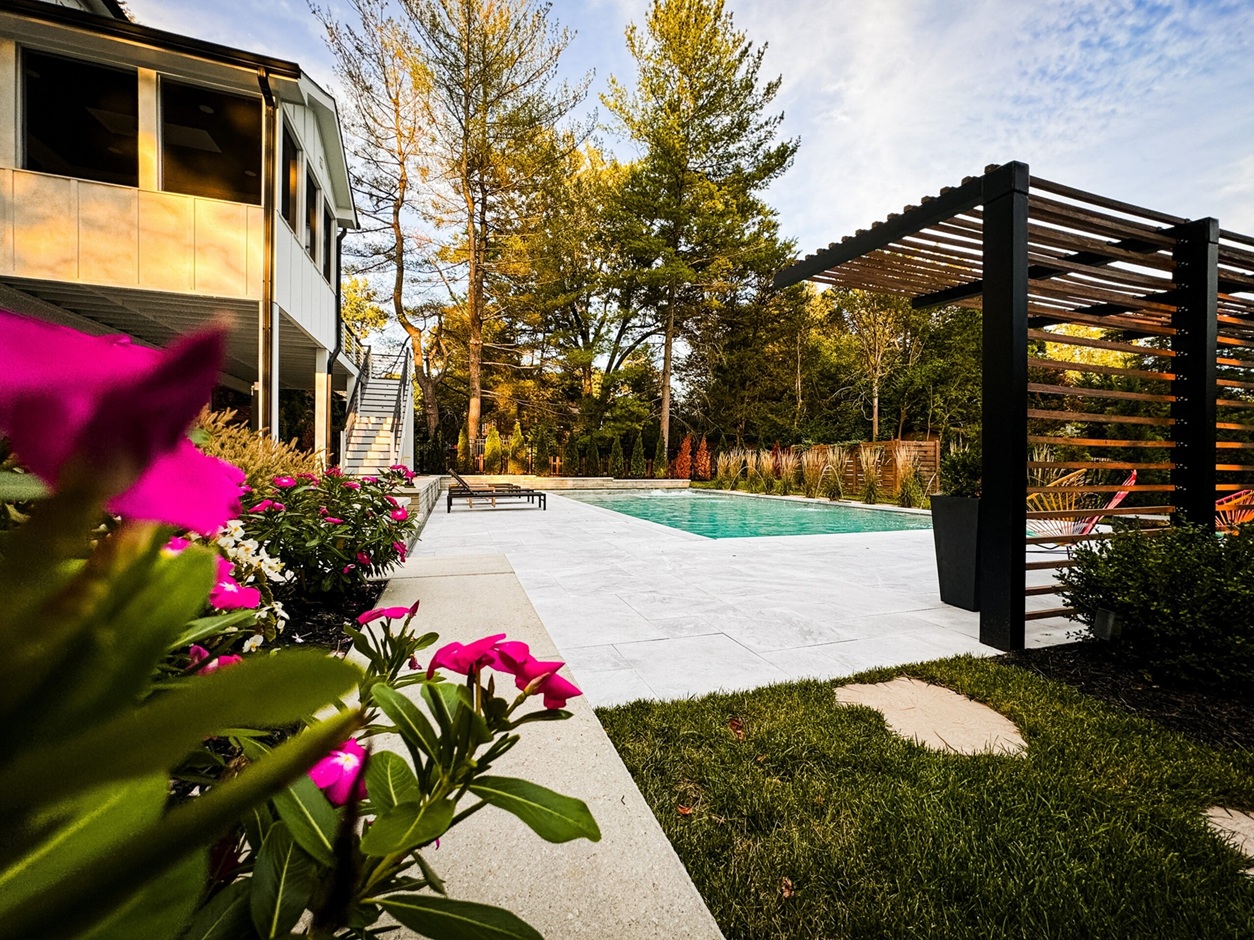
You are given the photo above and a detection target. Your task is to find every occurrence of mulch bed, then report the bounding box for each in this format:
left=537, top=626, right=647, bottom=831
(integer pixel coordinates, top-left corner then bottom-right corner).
left=1000, top=643, right=1254, bottom=752
left=274, top=581, right=386, bottom=652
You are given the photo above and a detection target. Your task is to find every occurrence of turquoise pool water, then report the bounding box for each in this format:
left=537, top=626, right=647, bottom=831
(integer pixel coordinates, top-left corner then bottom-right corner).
left=564, top=490, right=933, bottom=539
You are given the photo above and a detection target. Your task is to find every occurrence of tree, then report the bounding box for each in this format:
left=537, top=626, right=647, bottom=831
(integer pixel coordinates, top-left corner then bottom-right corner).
left=607, top=437, right=625, bottom=478
left=629, top=434, right=647, bottom=478
left=653, top=433, right=668, bottom=478
left=828, top=289, right=907, bottom=441
left=693, top=436, right=710, bottom=481
left=340, top=276, right=390, bottom=341
left=405, top=0, right=588, bottom=451
left=484, top=425, right=502, bottom=473
left=604, top=0, right=798, bottom=457
left=313, top=0, right=448, bottom=437
left=674, top=433, right=692, bottom=479
left=533, top=425, right=552, bottom=476
left=562, top=434, right=581, bottom=477
left=457, top=425, right=470, bottom=472
left=508, top=420, right=526, bottom=473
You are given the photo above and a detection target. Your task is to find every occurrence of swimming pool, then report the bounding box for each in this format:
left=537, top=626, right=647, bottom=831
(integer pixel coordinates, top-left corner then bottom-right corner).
left=563, top=490, right=933, bottom=539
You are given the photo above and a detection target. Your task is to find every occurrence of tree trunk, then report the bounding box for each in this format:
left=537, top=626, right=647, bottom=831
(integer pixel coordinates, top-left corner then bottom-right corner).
left=660, top=281, right=676, bottom=455
left=871, top=377, right=880, bottom=441
left=465, top=186, right=483, bottom=447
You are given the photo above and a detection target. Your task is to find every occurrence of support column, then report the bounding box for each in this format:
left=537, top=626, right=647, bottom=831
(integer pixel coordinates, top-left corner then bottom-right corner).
left=0, top=41, right=18, bottom=166
left=268, top=303, right=281, bottom=440
left=137, top=69, right=158, bottom=191
left=314, top=347, right=332, bottom=463
left=1170, top=218, right=1219, bottom=526
left=979, top=162, right=1030, bottom=650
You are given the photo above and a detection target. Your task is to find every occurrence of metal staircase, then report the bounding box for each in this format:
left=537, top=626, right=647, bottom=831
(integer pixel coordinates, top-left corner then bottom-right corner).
left=340, top=346, right=414, bottom=476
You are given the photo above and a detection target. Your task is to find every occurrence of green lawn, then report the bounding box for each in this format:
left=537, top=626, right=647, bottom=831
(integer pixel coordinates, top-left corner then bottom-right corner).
left=597, top=656, right=1254, bottom=939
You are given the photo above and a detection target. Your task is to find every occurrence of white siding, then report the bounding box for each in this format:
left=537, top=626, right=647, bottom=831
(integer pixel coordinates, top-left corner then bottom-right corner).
left=0, top=167, right=263, bottom=299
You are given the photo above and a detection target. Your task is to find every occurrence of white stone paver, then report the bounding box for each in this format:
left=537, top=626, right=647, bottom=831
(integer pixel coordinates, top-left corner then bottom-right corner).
left=402, top=493, right=1071, bottom=706
left=835, top=676, right=1028, bottom=755
left=1205, top=806, right=1254, bottom=875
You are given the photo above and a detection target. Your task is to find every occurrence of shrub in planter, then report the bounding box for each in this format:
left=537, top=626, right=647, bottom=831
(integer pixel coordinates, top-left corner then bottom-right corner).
left=242, top=468, right=418, bottom=594
left=932, top=445, right=982, bottom=611
left=1059, top=524, right=1254, bottom=690
left=939, top=446, right=982, bottom=498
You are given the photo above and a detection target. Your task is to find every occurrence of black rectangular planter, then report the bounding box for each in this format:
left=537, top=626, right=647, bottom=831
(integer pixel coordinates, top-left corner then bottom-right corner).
left=931, top=495, right=980, bottom=611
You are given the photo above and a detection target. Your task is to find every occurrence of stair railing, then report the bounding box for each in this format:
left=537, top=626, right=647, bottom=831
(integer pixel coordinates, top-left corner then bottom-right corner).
left=389, top=347, right=412, bottom=465
left=342, top=345, right=372, bottom=450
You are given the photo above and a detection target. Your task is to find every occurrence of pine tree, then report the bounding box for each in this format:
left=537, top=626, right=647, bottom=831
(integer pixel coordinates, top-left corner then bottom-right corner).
left=629, top=434, right=647, bottom=478
left=484, top=426, right=503, bottom=474
left=533, top=425, right=552, bottom=476
left=604, top=0, right=798, bottom=458
left=693, top=436, right=710, bottom=480
left=653, top=433, right=668, bottom=478
left=608, top=437, right=625, bottom=477
left=457, top=426, right=470, bottom=472
left=563, top=434, right=581, bottom=476
left=508, top=421, right=526, bottom=474
left=675, top=433, right=693, bottom=479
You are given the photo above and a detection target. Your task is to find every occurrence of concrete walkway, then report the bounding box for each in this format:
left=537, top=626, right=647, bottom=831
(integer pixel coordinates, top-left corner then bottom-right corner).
left=400, top=492, right=1072, bottom=707
left=374, top=555, right=725, bottom=939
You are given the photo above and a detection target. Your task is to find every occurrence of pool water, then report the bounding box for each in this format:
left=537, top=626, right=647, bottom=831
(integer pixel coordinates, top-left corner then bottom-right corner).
left=564, top=490, right=933, bottom=539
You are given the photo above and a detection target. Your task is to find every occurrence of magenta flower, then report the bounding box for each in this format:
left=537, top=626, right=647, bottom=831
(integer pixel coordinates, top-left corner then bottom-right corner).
left=342, top=564, right=356, bottom=574
left=362, top=476, right=378, bottom=483
left=250, top=500, right=274, bottom=513
left=356, top=604, right=416, bottom=625
left=0, top=312, right=243, bottom=534
left=209, top=556, right=261, bottom=609
left=308, top=739, right=368, bottom=807
left=427, top=633, right=508, bottom=678
left=393, top=540, right=408, bottom=562
left=273, top=475, right=297, bottom=488
left=391, top=508, right=409, bottom=522
left=271, top=502, right=286, bottom=512
left=344, top=481, right=361, bottom=490
left=324, top=516, right=344, bottom=525
left=385, top=495, right=401, bottom=508
left=241, top=484, right=253, bottom=494
left=489, top=641, right=582, bottom=709
left=298, top=473, right=318, bottom=481
left=325, top=466, right=343, bottom=477
left=356, top=551, right=373, bottom=566
left=188, top=644, right=244, bottom=675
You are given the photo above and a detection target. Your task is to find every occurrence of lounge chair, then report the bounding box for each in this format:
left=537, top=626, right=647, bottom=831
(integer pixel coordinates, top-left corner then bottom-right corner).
left=1026, top=469, right=1136, bottom=539
left=446, top=469, right=546, bottom=512
left=1216, top=489, right=1254, bottom=534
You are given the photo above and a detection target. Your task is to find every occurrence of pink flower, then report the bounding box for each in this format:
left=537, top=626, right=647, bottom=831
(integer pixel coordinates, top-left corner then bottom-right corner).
left=271, top=502, right=286, bottom=512
left=298, top=473, right=318, bottom=481
left=344, top=481, right=361, bottom=490
left=356, top=605, right=415, bottom=624
left=362, top=476, right=378, bottom=483
left=324, top=517, right=344, bottom=525
left=391, top=508, right=409, bottom=522
left=342, top=564, right=356, bottom=574
left=356, top=551, right=372, bottom=566
left=393, top=540, right=408, bottom=562
left=318, top=506, right=329, bottom=515
left=163, top=536, right=191, bottom=555
left=273, top=475, right=297, bottom=488
left=427, top=633, right=507, bottom=678
left=489, top=641, right=582, bottom=709
left=188, top=644, right=243, bottom=675
left=209, top=557, right=261, bottom=609
left=0, top=312, right=243, bottom=534
left=241, top=484, right=253, bottom=494
left=385, top=495, right=401, bottom=508
left=325, top=467, right=343, bottom=477
left=308, top=739, right=368, bottom=807
left=250, top=500, right=274, bottom=513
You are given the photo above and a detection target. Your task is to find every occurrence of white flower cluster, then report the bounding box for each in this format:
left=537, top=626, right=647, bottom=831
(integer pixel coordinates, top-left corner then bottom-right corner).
left=214, top=519, right=287, bottom=584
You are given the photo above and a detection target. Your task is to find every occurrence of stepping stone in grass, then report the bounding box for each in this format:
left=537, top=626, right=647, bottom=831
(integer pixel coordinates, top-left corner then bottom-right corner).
left=1205, top=806, right=1254, bottom=876
left=835, top=676, right=1026, bottom=755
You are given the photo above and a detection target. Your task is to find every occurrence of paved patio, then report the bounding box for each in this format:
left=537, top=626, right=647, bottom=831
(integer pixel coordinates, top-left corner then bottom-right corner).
left=401, top=492, right=1073, bottom=707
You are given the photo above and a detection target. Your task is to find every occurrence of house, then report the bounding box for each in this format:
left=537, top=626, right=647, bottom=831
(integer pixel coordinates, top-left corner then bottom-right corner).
left=0, top=0, right=414, bottom=470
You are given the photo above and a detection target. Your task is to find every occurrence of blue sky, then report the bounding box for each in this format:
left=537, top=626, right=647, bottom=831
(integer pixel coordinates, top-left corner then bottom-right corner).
left=126, top=0, right=1254, bottom=253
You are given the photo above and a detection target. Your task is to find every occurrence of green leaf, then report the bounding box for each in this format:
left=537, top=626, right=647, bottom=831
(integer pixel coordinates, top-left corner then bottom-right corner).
left=0, top=774, right=168, bottom=913
left=0, top=708, right=362, bottom=940
left=360, top=798, right=454, bottom=857
left=172, top=610, right=260, bottom=650
left=364, top=750, right=419, bottom=814
left=78, top=849, right=206, bottom=940
left=0, top=649, right=361, bottom=810
left=378, top=894, right=542, bottom=940
left=413, top=851, right=447, bottom=896
left=179, top=879, right=254, bottom=940
left=0, top=470, right=49, bottom=501
left=250, top=822, right=316, bottom=939
left=272, top=774, right=338, bottom=867
left=374, top=684, right=440, bottom=762
left=468, top=776, right=601, bottom=844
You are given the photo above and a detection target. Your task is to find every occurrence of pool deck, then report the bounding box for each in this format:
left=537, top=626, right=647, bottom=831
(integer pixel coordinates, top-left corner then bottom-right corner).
left=400, top=491, right=1074, bottom=707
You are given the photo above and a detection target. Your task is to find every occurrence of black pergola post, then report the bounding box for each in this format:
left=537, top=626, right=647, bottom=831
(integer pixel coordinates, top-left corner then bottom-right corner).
left=979, top=162, right=1030, bottom=650
left=1170, top=218, right=1219, bottom=527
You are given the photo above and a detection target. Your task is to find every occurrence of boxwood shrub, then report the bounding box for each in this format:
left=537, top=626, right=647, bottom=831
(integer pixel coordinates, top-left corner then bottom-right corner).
left=1058, top=524, right=1254, bottom=690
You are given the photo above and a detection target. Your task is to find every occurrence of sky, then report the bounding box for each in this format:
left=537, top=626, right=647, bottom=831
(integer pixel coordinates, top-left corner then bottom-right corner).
left=124, top=0, right=1254, bottom=255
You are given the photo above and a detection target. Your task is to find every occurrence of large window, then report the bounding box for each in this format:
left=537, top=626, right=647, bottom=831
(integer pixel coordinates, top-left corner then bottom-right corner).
left=281, top=128, right=300, bottom=231
left=160, top=80, right=261, bottom=204
left=305, top=170, right=321, bottom=260
left=322, top=204, right=335, bottom=281
left=23, top=49, right=138, bottom=187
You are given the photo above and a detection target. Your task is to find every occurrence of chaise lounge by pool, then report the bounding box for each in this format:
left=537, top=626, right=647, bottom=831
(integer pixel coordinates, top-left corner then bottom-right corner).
left=563, top=489, right=932, bottom=538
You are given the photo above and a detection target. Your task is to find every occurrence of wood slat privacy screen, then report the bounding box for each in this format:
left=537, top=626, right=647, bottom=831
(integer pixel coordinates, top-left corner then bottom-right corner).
left=775, top=162, right=1254, bottom=650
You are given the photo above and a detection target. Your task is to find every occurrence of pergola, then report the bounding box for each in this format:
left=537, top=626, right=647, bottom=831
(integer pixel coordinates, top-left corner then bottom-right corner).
left=774, top=161, right=1254, bottom=650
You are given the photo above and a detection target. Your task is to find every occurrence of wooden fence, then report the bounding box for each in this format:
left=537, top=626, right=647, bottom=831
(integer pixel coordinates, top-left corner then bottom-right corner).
left=838, top=440, right=941, bottom=496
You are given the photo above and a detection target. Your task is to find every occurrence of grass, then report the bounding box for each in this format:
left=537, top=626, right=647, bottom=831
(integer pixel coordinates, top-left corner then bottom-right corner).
left=596, top=656, right=1254, bottom=939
